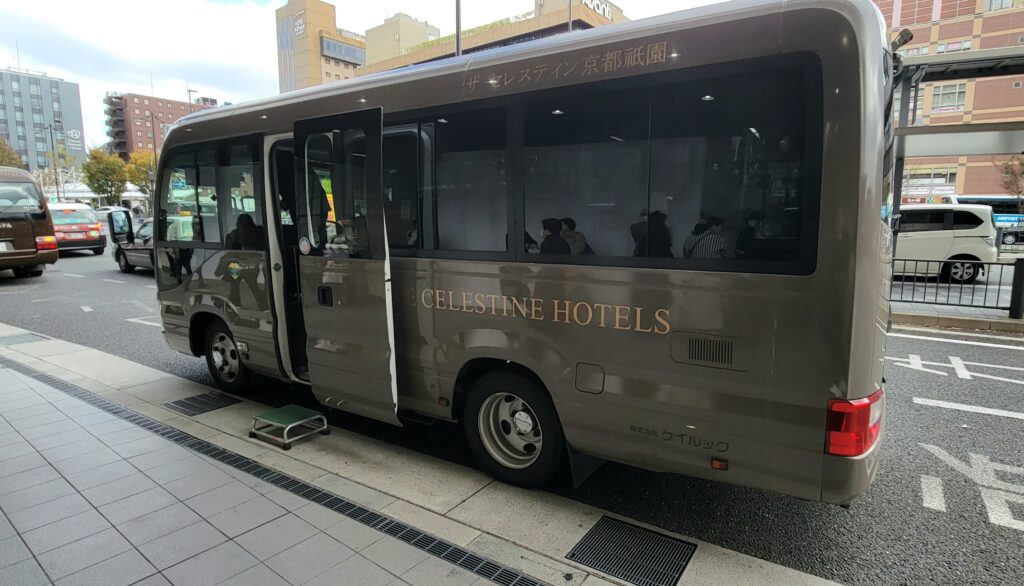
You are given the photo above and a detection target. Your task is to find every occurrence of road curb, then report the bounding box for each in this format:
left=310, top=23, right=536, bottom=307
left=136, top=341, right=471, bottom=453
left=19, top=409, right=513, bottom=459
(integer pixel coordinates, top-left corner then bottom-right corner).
left=892, top=312, right=1024, bottom=334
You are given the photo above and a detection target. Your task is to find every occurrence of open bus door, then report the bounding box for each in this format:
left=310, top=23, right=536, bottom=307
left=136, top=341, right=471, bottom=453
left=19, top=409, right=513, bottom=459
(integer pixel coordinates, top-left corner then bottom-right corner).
left=293, top=108, right=401, bottom=426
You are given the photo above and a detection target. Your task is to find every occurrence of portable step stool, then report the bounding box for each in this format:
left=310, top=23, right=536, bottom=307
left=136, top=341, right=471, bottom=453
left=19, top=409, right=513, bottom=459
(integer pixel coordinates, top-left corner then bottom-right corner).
left=249, top=404, right=330, bottom=450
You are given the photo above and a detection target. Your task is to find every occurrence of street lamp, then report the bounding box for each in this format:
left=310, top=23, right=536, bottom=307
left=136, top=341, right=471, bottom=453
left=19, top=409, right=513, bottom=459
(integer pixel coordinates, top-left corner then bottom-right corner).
left=44, top=124, right=62, bottom=202
left=186, top=88, right=197, bottom=113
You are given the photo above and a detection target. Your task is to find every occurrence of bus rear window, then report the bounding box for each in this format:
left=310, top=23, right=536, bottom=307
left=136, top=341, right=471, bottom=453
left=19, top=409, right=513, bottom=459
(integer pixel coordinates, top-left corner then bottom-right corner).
left=52, top=209, right=98, bottom=225
left=0, top=182, right=44, bottom=213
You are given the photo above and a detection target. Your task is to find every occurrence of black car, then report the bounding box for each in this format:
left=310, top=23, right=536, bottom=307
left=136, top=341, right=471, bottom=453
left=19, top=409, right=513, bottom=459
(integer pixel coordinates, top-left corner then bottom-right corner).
left=108, top=210, right=154, bottom=272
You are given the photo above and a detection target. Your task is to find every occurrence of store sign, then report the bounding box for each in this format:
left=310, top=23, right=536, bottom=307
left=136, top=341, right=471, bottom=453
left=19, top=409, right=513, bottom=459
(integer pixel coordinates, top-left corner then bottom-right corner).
left=583, top=0, right=612, bottom=19
left=65, top=128, right=83, bottom=152
left=294, top=11, right=305, bottom=37
left=994, top=214, right=1024, bottom=228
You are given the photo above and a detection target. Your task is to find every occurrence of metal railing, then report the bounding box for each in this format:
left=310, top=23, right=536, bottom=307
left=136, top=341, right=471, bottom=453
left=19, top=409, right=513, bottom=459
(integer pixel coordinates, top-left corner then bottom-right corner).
left=891, top=258, right=1024, bottom=319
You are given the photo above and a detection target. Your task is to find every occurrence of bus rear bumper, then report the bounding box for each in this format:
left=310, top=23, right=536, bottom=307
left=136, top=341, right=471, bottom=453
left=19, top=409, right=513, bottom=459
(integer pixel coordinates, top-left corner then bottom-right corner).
left=820, top=438, right=883, bottom=505
left=0, top=250, right=59, bottom=270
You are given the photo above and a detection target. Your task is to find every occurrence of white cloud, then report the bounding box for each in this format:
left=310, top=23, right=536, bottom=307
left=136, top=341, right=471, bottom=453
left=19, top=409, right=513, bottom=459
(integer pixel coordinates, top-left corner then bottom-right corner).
left=0, top=0, right=723, bottom=149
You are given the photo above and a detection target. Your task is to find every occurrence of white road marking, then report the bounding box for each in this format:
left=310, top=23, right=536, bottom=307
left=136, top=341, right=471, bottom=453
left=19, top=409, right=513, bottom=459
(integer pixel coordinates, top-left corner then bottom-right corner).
left=892, top=325, right=1024, bottom=343
left=893, top=354, right=947, bottom=376
left=949, top=356, right=972, bottom=380
left=63, top=273, right=85, bottom=278
left=125, top=316, right=162, bottom=327
left=102, top=278, right=127, bottom=284
left=80, top=306, right=93, bottom=312
left=887, top=356, right=1024, bottom=385
left=920, top=475, right=947, bottom=512
left=979, top=488, right=1024, bottom=532
left=889, top=332, right=1024, bottom=351
left=914, top=398, right=1024, bottom=421
left=130, top=300, right=154, bottom=312
left=146, top=285, right=157, bottom=289
left=30, top=298, right=51, bottom=303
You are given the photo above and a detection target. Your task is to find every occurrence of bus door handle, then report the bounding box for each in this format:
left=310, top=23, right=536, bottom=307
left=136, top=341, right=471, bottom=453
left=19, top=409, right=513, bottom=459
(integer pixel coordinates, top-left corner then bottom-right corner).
left=317, top=286, right=334, bottom=307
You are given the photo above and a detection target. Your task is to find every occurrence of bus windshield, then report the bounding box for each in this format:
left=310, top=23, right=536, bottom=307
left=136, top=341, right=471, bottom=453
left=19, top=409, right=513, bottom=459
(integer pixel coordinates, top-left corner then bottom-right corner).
left=52, top=209, right=98, bottom=225
left=0, top=182, right=44, bottom=213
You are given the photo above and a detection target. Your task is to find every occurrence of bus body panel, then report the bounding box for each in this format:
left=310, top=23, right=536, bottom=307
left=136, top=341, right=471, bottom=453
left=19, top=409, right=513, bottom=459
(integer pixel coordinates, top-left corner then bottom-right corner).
left=154, top=0, right=890, bottom=504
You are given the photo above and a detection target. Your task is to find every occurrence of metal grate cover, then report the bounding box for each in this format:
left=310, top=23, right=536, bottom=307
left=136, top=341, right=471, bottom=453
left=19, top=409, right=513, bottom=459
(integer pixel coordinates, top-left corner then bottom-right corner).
left=164, top=392, right=242, bottom=416
left=566, top=516, right=696, bottom=586
left=0, top=333, right=48, bottom=346
left=0, top=356, right=547, bottom=586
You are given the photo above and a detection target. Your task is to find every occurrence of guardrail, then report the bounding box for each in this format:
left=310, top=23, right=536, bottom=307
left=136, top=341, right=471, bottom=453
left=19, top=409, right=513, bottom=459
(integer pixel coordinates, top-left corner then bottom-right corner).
left=891, top=258, right=1024, bottom=319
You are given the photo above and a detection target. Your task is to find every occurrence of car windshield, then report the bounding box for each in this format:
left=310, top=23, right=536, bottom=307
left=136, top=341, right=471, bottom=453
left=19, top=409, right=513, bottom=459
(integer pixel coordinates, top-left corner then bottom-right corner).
left=0, top=182, right=44, bottom=213
left=52, top=209, right=98, bottom=225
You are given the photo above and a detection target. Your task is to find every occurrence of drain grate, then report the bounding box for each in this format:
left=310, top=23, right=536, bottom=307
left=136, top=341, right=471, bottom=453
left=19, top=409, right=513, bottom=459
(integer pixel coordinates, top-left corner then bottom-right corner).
left=0, top=357, right=547, bottom=586
left=566, top=516, right=696, bottom=586
left=164, top=392, right=242, bottom=416
left=0, top=333, right=48, bottom=346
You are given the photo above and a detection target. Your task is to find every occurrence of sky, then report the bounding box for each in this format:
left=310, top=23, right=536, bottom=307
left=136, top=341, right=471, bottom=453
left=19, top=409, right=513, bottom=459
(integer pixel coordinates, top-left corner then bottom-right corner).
left=0, top=0, right=724, bottom=150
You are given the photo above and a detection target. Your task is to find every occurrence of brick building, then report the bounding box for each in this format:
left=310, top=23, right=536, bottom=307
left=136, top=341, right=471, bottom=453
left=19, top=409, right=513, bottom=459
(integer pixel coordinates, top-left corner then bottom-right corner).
left=104, top=93, right=217, bottom=161
left=876, top=0, right=1024, bottom=199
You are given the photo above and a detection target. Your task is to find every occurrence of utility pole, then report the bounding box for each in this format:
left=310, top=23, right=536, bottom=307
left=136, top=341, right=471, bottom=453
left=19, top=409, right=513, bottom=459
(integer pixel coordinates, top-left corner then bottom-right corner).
left=45, top=124, right=62, bottom=202
left=148, top=111, right=159, bottom=200
left=186, top=86, right=197, bottom=113
left=455, top=0, right=462, bottom=56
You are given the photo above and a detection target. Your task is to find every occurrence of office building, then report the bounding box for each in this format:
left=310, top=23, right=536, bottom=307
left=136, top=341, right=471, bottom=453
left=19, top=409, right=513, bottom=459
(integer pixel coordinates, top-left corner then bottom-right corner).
left=359, top=0, right=628, bottom=75
left=104, top=92, right=217, bottom=161
left=0, top=68, right=86, bottom=172
left=276, top=0, right=367, bottom=92
left=876, top=0, right=1024, bottom=198
left=366, top=13, right=441, bottom=66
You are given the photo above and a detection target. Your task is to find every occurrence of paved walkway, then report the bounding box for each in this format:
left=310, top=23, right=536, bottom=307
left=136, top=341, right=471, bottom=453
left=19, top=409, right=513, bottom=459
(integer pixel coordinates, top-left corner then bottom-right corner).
left=0, top=366, right=480, bottom=586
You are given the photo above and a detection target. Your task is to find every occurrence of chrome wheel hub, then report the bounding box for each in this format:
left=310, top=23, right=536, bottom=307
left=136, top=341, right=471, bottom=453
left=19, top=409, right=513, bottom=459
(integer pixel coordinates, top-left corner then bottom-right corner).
left=210, top=333, right=239, bottom=383
left=478, top=393, right=543, bottom=470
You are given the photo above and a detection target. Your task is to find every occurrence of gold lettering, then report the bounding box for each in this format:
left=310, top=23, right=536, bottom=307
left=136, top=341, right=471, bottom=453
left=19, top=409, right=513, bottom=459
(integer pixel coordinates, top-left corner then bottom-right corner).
left=614, top=305, right=631, bottom=330
left=461, top=292, right=474, bottom=313
left=594, top=303, right=612, bottom=328
left=510, top=296, right=528, bottom=318
left=435, top=289, right=446, bottom=310
left=501, top=296, right=511, bottom=316
left=474, top=293, right=487, bottom=314
left=530, top=298, right=545, bottom=321
left=486, top=294, right=501, bottom=315
left=654, top=308, right=671, bottom=335
left=446, top=290, right=456, bottom=311
left=572, top=302, right=593, bottom=326
left=552, top=300, right=571, bottom=323
left=421, top=289, right=434, bottom=308
left=633, top=307, right=653, bottom=333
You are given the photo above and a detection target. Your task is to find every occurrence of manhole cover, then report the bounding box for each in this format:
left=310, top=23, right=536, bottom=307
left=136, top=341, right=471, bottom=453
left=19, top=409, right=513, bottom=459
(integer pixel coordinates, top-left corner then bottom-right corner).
left=164, top=392, right=241, bottom=416
left=0, top=333, right=48, bottom=346
left=566, top=516, right=696, bottom=586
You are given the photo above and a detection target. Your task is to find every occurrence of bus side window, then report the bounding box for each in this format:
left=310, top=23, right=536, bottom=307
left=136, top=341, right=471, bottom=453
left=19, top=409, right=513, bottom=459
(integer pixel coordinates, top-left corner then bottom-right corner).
left=382, top=128, right=421, bottom=251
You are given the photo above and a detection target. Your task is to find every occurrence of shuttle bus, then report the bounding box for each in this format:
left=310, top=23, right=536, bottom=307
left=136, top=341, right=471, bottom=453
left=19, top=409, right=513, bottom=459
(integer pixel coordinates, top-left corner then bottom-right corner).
left=129, top=0, right=894, bottom=504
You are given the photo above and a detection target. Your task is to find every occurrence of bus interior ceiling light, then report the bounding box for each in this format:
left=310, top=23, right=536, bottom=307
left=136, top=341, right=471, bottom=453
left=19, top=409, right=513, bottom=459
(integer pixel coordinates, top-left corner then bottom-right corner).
left=552, top=109, right=565, bottom=115
left=701, top=94, right=715, bottom=102
left=610, top=136, right=624, bottom=142
left=437, top=118, right=448, bottom=124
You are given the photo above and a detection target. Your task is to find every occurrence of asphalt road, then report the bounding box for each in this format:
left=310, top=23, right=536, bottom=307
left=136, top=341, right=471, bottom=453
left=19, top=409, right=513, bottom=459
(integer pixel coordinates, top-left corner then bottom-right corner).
left=2, top=253, right=1023, bottom=585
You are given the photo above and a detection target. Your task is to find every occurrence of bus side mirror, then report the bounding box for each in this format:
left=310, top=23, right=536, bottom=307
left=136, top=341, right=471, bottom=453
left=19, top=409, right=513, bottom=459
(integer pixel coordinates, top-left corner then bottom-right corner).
left=108, top=210, right=133, bottom=243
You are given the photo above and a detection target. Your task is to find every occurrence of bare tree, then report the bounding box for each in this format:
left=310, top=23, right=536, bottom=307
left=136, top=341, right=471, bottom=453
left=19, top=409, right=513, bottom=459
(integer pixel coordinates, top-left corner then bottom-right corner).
left=999, top=155, right=1024, bottom=213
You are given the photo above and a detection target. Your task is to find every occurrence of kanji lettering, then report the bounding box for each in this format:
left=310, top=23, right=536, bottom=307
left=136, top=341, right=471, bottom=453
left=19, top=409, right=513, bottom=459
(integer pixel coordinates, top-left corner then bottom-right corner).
left=647, top=41, right=668, bottom=64
left=624, top=46, right=646, bottom=68
left=603, top=50, right=623, bottom=72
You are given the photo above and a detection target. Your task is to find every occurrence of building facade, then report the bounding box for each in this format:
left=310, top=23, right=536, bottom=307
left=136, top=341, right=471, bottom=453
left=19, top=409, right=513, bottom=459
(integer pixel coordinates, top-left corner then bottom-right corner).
left=104, top=93, right=217, bottom=161
left=359, top=0, right=627, bottom=75
left=876, top=0, right=1024, bottom=199
left=366, top=13, right=441, bottom=66
left=276, top=0, right=367, bottom=92
left=0, top=68, right=86, bottom=172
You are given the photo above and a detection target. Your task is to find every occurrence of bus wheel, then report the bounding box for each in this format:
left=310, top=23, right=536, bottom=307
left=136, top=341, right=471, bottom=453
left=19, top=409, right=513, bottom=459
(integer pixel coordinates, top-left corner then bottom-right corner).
left=12, top=266, right=43, bottom=278
left=463, top=372, right=564, bottom=488
left=204, top=322, right=251, bottom=393
left=117, top=252, right=134, bottom=274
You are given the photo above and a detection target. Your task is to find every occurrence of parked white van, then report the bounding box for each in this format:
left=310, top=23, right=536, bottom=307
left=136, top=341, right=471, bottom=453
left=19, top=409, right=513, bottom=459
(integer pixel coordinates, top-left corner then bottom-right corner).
left=894, top=204, right=997, bottom=284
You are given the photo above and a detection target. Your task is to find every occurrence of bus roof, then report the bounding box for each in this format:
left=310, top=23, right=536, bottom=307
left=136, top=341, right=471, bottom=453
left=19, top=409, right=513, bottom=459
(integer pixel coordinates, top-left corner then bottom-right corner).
left=163, top=0, right=885, bottom=152
left=0, top=166, right=37, bottom=183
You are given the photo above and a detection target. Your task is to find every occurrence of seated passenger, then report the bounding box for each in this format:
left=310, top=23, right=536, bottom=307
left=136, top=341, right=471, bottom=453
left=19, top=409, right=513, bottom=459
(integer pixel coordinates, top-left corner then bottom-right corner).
left=540, top=218, right=570, bottom=254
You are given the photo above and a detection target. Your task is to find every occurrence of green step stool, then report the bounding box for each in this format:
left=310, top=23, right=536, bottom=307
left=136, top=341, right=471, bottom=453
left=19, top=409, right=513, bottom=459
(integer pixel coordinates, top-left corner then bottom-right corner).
left=249, top=404, right=330, bottom=450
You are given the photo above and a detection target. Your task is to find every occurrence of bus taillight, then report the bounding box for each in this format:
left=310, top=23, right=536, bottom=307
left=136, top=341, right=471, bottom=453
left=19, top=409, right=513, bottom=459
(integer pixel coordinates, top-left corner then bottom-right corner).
left=35, top=236, right=58, bottom=251
left=825, top=389, right=884, bottom=457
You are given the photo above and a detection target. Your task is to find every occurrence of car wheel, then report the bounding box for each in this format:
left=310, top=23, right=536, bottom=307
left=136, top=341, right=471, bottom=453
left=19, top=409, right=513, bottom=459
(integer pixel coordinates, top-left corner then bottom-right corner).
left=92, top=247, right=105, bottom=256
left=944, top=260, right=979, bottom=284
left=463, top=372, right=564, bottom=488
left=204, top=321, right=251, bottom=393
left=12, top=266, right=44, bottom=278
left=117, top=251, right=134, bottom=273
left=1004, top=232, right=1019, bottom=245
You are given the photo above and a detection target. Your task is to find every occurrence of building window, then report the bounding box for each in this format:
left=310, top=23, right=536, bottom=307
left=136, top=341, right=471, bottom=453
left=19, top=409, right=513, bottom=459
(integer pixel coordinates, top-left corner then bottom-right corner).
left=148, top=132, right=153, bottom=138
left=931, top=83, right=967, bottom=113
left=145, top=110, right=150, bottom=116
left=157, top=112, right=163, bottom=118
left=181, top=105, right=186, bottom=111
left=133, top=97, right=139, bottom=103
left=52, top=100, right=61, bottom=111
left=326, top=72, right=331, bottom=77
left=137, top=142, right=143, bottom=147
left=157, top=101, right=162, bottom=107
left=144, top=99, right=149, bottom=105
left=937, top=40, right=971, bottom=53
left=903, top=168, right=957, bottom=197
left=146, top=121, right=152, bottom=127
left=1013, top=81, right=1023, bottom=89
left=29, top=84, right=40, bottom=96
left=11, top=80, right=19, bottom=92
left=903, top=47, right=929, bottom=57
left=986, top=0, right=1013, bottom=11
left=148, top=143, right=153, bottom=148
left=134, top=108, right=140, bottom=115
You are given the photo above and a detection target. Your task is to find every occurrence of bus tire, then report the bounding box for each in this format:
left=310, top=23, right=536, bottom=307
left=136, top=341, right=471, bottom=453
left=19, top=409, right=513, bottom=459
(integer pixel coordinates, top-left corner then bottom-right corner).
left=117, top=251, right=134, bottom=273
left=463, top=372, right=564, bottom=488
left=204, top=321, right=251, bottom=393
left=12, top=266, right=43, bottom=278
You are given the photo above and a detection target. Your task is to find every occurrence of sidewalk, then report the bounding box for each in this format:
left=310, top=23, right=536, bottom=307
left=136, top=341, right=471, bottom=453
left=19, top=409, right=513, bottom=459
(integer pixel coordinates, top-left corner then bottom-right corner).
left=0, top=321, right=836, bottom=586
left=891, top=301, right=1024, bottom=333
